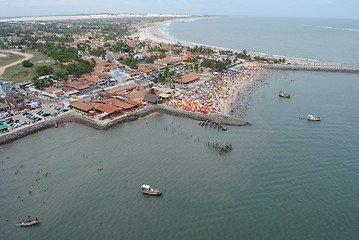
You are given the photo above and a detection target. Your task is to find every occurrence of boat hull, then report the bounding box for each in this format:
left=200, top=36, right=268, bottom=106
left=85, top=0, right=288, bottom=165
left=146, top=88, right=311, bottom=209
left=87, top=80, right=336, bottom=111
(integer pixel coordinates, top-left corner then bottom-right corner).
left=279, top=94, right=291, bottom=98
left=17, top=220, right=39, bottom=227
left=142, top=190, right=162, bottom=195
left=307, top=115, right=321, bottom=121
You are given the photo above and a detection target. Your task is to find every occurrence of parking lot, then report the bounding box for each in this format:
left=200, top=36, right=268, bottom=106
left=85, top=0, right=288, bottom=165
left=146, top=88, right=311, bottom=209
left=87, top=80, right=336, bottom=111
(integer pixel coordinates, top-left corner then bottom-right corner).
left=0, top=103, right=69, bottom=132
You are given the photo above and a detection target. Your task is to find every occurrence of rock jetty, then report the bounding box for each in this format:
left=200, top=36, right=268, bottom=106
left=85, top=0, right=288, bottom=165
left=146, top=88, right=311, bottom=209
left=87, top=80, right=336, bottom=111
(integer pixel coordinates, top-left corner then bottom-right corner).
left=259, top=63, right=359, bottom=73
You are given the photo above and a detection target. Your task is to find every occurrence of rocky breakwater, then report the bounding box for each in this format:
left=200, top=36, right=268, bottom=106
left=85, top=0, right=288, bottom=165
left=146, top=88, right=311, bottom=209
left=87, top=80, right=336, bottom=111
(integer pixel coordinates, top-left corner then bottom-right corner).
left=151, top=104, right=248, bottom=126
left=259, top=63, right=359, bottom=73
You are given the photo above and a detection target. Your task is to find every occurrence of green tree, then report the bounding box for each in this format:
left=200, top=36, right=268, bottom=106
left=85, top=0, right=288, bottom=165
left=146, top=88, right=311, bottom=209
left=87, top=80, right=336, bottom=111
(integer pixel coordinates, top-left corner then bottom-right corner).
left=22, top=60, right=33, bottom=67
left=36, top=65, right=54, bottom=76
left=64, top=60, right=93, bottom=77
left=89, top=47, right=106, bottom=58
left=149, top=88, right=155, bottom=94
left=54, top=69, right=69, bottom=81
left=121, top=57, right=138, bottom=69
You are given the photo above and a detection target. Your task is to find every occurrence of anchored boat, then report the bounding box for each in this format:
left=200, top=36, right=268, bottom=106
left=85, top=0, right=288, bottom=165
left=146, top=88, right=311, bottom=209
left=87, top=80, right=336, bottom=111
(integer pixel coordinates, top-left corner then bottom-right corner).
left=279, top=91, right=291, bottom=98
left=16, top=219, right=39, bottom=227
left=307, top=115, right=321, bottom=121
left=141, top=184, right=162, bottom=195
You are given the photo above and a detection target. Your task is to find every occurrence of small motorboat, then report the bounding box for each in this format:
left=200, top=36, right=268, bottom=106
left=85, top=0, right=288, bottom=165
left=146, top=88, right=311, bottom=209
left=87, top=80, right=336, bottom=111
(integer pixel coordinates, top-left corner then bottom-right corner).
left=307, top=115, right=321, bottom=121
left=16, top=219, right=39, bottom=227
left=141, top=184, right=162, bottom=196
left=279, top=91, right=291, bottom=98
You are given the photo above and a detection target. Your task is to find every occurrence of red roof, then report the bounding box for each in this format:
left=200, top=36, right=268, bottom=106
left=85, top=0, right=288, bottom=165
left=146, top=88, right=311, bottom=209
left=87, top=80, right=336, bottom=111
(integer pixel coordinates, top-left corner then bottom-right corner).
left=44, top=87, right=60, bottom=93
left=124, top=90, right=148, bottom=100
left=70, top=101, right=99, bottom=112
left=108, top=83, right=140, bottom=94
left=74, top=83, right=92, bottom=90
left=175, top=75, right=200, bottom=84
left=95, top=104, right=122, bottom=114
left=66, top=80, right=87, bottom=88
left=106, top=98, right=135, bottom=109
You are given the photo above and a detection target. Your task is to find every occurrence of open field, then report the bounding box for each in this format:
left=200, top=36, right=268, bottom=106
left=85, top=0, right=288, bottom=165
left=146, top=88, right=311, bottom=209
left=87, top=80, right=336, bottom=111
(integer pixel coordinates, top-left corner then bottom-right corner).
left=1, top=50, right=58, bottom=83
left=0, top=52, right=24, bottom=67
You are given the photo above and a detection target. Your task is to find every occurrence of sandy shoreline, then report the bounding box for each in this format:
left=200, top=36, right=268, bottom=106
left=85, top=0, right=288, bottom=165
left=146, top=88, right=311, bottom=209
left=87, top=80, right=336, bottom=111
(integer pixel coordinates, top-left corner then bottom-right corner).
left=0, top=13, right=193, bottom=23
left=129, top=18, right=269, bottom=117
left=131, top=17, right=359, bottom=68
left=130, top=17, right=197, bottom=45
left=130, top=17, right=359, bottom=117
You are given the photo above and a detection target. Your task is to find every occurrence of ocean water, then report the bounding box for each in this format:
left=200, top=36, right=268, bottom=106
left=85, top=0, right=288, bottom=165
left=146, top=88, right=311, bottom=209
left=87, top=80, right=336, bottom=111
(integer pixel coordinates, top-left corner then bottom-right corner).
left=160, top=16, right=359, bottom=65
left=1, top=17, right=359, bottom=239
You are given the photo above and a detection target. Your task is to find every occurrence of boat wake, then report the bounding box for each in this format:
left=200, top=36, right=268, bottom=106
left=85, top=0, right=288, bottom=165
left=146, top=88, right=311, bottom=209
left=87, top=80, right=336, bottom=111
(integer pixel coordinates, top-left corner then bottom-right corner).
left=316, top=25, right=359, bottom=32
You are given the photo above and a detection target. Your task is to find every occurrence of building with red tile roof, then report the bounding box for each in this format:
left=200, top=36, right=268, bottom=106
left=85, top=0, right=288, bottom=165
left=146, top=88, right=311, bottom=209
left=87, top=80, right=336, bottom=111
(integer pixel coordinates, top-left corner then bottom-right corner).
left=70, top=101, right=100, bottom=112
left=107, top=83, right=140, bottom=95
left=154, top=59, right=174, bottom=66
left=124, top=89, right=149, bottom=100
left=174, top=75, right=200, bottom=84
left=106, top=98, right=136, bottom=110
left=95, top=104, right=122, bottom=114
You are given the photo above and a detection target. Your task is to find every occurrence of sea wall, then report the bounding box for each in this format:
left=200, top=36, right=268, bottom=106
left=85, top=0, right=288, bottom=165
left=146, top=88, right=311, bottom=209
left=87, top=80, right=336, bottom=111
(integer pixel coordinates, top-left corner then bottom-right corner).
left=259, top=64, right=359, bottom=73
left=0, top=104, right=248, bottom=145
left=0, top=112, right=73, bottom=145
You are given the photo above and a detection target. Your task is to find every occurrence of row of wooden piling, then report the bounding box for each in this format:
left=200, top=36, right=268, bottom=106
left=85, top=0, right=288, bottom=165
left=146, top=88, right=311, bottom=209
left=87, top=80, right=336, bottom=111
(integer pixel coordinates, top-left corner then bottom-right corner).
left=206, top=141, right=232, bottom=152
left=199, top=120, right=228, bottom=131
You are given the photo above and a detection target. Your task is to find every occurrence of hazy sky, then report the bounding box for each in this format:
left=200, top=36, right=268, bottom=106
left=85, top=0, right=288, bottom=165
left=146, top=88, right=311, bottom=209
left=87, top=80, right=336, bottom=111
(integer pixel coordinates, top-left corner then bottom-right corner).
left=1, top=0, right=358, bottom=19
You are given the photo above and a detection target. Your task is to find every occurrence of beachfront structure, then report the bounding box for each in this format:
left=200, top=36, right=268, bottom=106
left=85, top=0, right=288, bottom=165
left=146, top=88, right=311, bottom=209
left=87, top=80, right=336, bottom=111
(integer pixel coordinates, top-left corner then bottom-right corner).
left=95, top=104, right=122, bottom=119
left=69, top=97, right=139, bottom=115
left=123, top=89, right=149, bottom=101
left=174, top=75, right=200, bottom=84
left=69, top=100, right=100, bottom=113
left=107, top=83, right=140, bottom=96
left=143, top=93, right=160, bottom=104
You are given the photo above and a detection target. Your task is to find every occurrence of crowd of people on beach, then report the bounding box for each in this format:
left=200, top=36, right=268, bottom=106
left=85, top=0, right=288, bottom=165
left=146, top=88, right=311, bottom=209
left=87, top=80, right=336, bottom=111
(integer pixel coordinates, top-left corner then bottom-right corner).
left=227, top=69, right=269, bottom=118
left=167, top=63, right=262, bottom=117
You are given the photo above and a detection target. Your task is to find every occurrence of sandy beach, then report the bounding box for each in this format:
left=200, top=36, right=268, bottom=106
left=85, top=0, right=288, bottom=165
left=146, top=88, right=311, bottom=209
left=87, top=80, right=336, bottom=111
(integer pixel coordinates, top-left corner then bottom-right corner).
left=131, top=16, right=358, bottom=69
left=129, top=18, right=267, bottom=117
left=0, top=13, right=192, bottom=23
left=129, top=17, right=198, bottom=45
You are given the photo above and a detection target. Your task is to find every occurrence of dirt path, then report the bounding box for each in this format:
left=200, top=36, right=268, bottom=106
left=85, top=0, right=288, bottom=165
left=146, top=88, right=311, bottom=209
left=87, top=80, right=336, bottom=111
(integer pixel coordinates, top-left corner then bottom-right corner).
left=0, top=50, right=33, bottom=78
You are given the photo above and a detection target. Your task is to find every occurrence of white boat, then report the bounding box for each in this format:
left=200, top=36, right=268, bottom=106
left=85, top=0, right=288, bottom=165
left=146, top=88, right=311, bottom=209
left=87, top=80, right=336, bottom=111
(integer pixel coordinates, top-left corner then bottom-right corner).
left=16, top=219, right=39, bottom=227
left=141, top=184, right=162, bottom=195
left=307, top=115, right=321, bottom=121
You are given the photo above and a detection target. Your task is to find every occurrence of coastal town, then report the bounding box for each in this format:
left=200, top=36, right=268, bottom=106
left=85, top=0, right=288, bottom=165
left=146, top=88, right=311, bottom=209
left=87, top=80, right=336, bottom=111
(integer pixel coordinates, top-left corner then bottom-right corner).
left=1, top=7, right=359, bottom=239
left=0, top=14, right=262, bottom=140
left=1, top=14, right=357, bottom=142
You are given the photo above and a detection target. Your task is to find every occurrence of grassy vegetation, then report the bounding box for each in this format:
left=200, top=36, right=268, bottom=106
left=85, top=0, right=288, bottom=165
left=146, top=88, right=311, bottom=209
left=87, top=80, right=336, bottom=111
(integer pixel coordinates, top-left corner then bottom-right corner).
left=1, top=50, right=59, bottom=84
left=0, top=53, right=24, bottom=67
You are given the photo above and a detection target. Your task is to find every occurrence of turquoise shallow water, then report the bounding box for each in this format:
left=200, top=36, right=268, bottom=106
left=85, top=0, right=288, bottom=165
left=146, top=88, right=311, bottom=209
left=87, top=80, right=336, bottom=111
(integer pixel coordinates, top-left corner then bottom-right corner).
left=1, top=71, right=358, bottom=240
